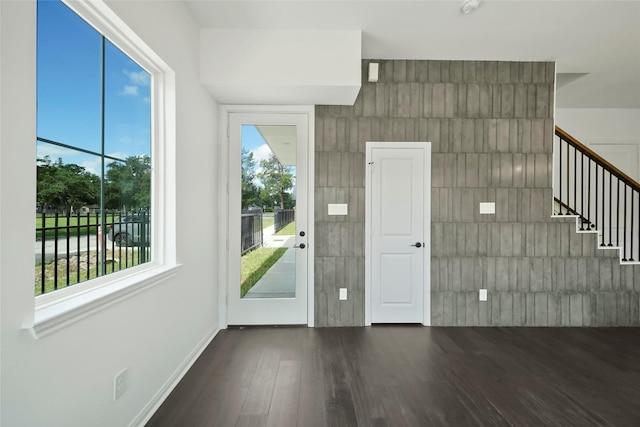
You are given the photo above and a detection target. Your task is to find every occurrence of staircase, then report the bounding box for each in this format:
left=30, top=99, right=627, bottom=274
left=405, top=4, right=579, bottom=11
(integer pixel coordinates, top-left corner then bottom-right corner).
left=553, top=126, right=640, bottom=264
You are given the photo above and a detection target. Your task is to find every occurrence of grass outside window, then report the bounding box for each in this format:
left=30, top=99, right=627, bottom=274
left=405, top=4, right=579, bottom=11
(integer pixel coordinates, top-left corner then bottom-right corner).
left=36, top=214, right=121, bottom=240
left=240, top=219, right=295, bottom=297
left=35, top=247, right=149, bottom=296
left=275, top=221, right=295, bottom=236
left=262, top=216, right=274, bottom=229
left=240, top=248, right=287, bottom=297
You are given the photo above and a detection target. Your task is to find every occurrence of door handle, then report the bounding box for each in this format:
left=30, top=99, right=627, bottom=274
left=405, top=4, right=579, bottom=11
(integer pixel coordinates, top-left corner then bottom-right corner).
left=411, top=242, right=422, bottom=248
left=293, top=243, right=306, bottom=249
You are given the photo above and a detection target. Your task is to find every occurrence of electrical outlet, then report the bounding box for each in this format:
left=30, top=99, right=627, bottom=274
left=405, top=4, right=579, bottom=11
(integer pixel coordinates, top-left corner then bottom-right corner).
left=479, top=289, right=488, bottom=301
left=113, top=368, right=128, bottom=401
left=339, top=288, right=347, bottom=300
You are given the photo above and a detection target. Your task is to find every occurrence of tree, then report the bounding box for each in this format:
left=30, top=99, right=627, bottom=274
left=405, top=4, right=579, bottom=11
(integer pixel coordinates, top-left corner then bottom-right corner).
left=256, top=153, right=294, bottom=209
left=241, top=148, right=261, bottom=209
left=36, top=156, right=100, bottom=211
left=105, top=155, right=151, bottom=211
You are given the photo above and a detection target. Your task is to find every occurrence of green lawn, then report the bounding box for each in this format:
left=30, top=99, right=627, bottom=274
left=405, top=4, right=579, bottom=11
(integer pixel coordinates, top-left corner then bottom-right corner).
left=275, top=221, right=295, bottom=236
left=35, top=248, right=149, bottom=296
left=240, top=247, right=287, bottom=298
left=35, top=214, right=120, bottom=240
left=262, top=216, right=274, bottom=229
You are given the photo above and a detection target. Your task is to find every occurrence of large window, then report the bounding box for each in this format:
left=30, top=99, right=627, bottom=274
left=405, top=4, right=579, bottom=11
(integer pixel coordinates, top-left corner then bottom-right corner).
left=36, top=0, right=152, bottom=296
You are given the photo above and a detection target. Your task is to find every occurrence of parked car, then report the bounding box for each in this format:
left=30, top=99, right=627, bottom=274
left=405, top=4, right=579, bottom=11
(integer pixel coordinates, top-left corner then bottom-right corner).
left=107, top=213, right=150, bottom=247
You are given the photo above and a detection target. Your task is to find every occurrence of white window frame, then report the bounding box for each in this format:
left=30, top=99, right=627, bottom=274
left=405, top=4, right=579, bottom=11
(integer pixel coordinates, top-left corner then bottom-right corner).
left=28, top=0, right=178, bottom=339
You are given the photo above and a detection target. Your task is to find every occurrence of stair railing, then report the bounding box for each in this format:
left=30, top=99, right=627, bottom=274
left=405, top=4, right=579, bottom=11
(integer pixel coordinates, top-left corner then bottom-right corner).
left=554, top=126, right=640, bottom=262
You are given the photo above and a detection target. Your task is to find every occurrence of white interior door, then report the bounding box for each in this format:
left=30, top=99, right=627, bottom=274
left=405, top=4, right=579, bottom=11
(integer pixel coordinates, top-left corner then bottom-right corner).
left=367, top=142, right=431, bottom=324
left=227, top=112, right=309, bottom=325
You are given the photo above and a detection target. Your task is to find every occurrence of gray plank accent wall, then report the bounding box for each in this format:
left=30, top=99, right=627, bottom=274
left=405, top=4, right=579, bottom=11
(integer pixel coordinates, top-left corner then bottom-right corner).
left=315, top=60, right=640, bottom=327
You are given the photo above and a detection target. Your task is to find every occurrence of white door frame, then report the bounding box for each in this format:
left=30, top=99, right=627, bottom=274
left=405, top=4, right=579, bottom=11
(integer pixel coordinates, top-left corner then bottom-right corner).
left=218, top=105, right=315, bottom=328
left=365, top=141, right=431, bottom=326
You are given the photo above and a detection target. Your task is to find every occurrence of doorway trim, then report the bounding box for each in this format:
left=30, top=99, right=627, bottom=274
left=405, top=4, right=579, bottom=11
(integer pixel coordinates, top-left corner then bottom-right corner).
left=218, top=105, right=315, bottom=328
left=364, top=141, right=431, bottom=326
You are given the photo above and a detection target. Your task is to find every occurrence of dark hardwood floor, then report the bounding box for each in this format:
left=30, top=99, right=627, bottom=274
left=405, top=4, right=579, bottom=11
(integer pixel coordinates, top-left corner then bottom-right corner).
left=146, top=327, right=640, bottom=427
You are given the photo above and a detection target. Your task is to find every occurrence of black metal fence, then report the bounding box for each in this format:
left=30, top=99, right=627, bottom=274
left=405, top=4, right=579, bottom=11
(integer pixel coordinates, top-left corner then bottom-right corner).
left=35, top=211, right=151, bottom=295
left=37, top=207, right=283, bottom=294
left=274, top=209, right=295, bottom=233
left=241, top=211, right=263, bottom=255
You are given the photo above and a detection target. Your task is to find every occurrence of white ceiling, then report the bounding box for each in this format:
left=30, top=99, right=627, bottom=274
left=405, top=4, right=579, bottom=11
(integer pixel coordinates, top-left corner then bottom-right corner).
left=256, top=125, right=297, bottom=166
left=184, top=0, right=640, bottom=109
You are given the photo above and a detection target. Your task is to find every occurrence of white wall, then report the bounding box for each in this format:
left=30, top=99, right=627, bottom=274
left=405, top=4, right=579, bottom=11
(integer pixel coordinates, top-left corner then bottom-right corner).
left=555, top=108, right=640, bottom=142
left=556, top=108, right=640, bottom=180
left=0, top=1, right=220, bottom=426
left=200, top=29, right=362, bottom=105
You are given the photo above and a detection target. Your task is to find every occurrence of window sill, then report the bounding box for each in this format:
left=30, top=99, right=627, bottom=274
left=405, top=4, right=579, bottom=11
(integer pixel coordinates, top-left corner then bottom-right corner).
left=27, top=263, right=182, bottom=339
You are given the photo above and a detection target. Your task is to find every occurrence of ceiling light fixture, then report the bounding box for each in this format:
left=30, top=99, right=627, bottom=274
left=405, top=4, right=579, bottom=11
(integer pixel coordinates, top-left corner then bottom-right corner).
left=461, top=0, right=481, bottom=15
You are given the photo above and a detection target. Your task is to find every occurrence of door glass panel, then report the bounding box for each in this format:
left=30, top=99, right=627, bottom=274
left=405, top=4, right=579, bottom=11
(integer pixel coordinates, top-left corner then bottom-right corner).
left=240, top=125, right=296, bottom=299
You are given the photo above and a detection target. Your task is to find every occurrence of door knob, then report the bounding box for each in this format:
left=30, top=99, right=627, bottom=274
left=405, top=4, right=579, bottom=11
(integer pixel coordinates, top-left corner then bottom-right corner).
left=411, top=242, right=422, bottom=248
left=294, top=243, right=306, bottom=249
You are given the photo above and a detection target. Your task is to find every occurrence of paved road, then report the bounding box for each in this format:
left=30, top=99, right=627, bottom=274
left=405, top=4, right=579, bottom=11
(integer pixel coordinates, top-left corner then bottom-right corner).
left=37, top=224, right=292, bottom=264
left=35, top=235, right=109, bottom=263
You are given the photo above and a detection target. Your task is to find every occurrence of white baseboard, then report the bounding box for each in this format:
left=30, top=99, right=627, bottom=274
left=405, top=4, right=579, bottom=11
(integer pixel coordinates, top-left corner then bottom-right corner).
left=129, top=324, right=221, bottom=427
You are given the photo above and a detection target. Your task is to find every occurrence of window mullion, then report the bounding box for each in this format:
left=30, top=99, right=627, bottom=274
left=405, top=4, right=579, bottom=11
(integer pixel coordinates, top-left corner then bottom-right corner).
left=100, top=35, right=106, bottom=277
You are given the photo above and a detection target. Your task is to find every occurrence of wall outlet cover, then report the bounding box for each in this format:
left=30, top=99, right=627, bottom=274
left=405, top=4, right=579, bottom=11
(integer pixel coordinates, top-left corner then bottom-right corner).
left=113, top=368, right=128, bottom=401
left=339, top=288, right=348, bottom=300
left=479, top=289, right=488, bottom=301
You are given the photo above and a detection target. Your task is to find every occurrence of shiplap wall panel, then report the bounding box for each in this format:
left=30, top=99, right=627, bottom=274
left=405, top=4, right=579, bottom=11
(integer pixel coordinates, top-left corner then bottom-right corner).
left=314, top=60, right=640, bottom=327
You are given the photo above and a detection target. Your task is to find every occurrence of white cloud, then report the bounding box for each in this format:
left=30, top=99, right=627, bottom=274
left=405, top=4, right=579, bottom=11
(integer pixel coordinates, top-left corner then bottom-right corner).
left=124, top=69, right=150, bottom=86
left=248, top=144, right=275, bottom=187
left=80, top=157, right=101, bottom=176
left=37, top=143, right=98, bottom=173
left=120, top=70, right=150, bottom=99
left=36, top=143, right=77, bottom=159
left=107, top=151, right=130, bottom=161
left=251, top=144, right=272, bottom=164
left=121, top=85, right=138, bottom=96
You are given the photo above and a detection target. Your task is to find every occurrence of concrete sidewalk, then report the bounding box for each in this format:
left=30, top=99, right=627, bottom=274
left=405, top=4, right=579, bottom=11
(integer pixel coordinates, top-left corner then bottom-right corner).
left=243, top=230, right=296, bottom=299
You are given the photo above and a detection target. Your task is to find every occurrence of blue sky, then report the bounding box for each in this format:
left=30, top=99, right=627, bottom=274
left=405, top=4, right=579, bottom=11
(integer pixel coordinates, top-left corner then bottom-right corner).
left=36, top=0, right=150, bottom=175
left=242, top=125, right=273, bottom=167
left=36, top=0, right=281, bottom=180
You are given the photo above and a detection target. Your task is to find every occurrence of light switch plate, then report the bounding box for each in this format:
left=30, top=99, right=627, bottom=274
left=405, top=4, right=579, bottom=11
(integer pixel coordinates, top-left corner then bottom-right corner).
left=339, top=288, right=348, bottom=300
left=479, top=202, right=495, bottom=214
left=328, top=203, right=348, bottom=215
left=479, top=289, right=488, bottom=301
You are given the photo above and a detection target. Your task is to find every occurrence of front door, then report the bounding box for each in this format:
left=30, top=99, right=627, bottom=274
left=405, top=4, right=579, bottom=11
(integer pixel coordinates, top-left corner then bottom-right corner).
left=367, top=142, right=431, bottom=324
left=227, top=112, right=309, bottom=325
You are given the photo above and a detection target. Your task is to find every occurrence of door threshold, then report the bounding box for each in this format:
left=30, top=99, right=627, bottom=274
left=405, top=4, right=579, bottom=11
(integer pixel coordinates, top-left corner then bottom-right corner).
left=227, top=324, right=309, bottom=329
